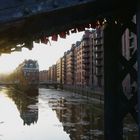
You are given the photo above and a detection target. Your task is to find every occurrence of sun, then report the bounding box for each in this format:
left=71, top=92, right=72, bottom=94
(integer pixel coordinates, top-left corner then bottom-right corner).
left=0, top=32, right=84, bottom=74
left=0, top=52, right=24, bottom=74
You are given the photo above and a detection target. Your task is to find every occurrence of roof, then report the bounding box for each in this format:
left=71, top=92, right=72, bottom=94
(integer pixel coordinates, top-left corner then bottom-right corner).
left=0, top=0, right=136, bottom=54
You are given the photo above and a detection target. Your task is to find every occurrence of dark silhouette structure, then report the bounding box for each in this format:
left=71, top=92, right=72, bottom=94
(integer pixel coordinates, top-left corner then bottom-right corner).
left=0, top=0, right=139, bottom=140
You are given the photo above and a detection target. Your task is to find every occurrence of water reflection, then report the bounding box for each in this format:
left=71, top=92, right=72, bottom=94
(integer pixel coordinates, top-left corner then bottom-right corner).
left=0, top=87, right=138, bottom=140
left=48, top=94, right=104, bottom=140
left=0, top=87, right=70, bottom=140
left=4, top=88, right=39, bottom=126
left=123, top=114, right=138, bottom=140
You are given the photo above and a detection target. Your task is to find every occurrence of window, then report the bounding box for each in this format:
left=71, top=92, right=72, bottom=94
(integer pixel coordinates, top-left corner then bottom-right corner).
left=29, top=63, right=33, bottom=68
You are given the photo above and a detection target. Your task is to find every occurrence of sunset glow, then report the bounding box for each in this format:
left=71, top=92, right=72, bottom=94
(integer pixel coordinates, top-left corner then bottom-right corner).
left=0, top=32, right=83, bottom=74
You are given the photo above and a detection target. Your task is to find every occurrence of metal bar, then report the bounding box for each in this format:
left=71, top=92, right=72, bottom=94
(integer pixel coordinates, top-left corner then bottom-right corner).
left=127, top=21, right=137, bottom=34
left=104, top=22, right=123, bottom=140
left=136, top=0, right=140, bottom=137
left=120, top=91, right=138, bottom=123
left=121, top=21, right=136, bottom=35
left=120, top=51, right=137, bottom=82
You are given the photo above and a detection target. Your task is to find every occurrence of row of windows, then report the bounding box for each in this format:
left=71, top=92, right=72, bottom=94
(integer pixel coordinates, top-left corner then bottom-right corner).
left=24, top=72, right=38, bottom=76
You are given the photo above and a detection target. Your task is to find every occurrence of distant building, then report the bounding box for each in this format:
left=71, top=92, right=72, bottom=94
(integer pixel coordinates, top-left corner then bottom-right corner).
left=22, top=59, right=39, bottom=84
left=62, top=55, right=66, bottom=84
left=12, top=59, right=39, bottom=91
left=48, top=65, right=57, bottom=83
left=16, top=59, right=39, bottom=84
left=75, top=42, right=82, bottom=86
left=75, top=30, right=94, bottom=88
left=39, top=70, right=48, bottom=82
left=81, top=30, right=93, bottom=87
left=93, top=26, right=104, bottom=91
left=65, top=45, right=75, bottom=85
left=38, top=29, right=104, bottom=92
left=52, top=64, right=57, bottom=83
left=40, top=24, right=137, bottom=94
left=56, top=58, right=62, bottom=84
left=74, top=41, right=80, bottom=86
left=89, top=32, right=94, bottom=88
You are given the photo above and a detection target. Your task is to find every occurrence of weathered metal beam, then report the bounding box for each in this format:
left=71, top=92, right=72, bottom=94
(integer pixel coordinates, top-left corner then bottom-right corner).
left=120, top=91, right=138, bottom=123
left=127, top=21, right=137, bottom=34
left=104, top=23, right=123, bottom=140
left=0, top=0, right=137, bottom=53
left=0, top=0, right=95, bottom=23
left=0, top=0, right=136, bottom=24
left=136, top=0, right=140, bottom=137
left=121, top=21, right=136, bottom=35
left=120, top=51, right=137, bottom=82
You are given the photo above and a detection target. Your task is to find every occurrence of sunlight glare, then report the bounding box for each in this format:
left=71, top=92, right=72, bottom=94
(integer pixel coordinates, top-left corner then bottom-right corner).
left=0, top=32, right=83, bottom=74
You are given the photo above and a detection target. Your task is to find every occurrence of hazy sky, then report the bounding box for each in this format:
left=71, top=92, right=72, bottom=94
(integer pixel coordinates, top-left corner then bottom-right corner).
left=0, top=32, right=84, bottom=74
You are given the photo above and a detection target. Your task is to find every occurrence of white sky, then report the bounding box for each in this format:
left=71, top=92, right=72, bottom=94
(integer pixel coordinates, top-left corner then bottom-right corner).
left=0, top=32, right=84, bottom=74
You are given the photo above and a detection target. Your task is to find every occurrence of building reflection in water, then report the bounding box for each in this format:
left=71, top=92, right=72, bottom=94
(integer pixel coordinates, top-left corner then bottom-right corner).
left=48, top=95, right=138, bottom=140
left=49, top=97, right=104, bottom=140
left=4, top=88, right=39, bottom=126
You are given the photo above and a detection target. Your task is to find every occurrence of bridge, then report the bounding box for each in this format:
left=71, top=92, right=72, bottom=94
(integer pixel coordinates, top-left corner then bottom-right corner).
left=0, top=0, right=136, bottom=53
left=0, top=0, right=139, bottom=140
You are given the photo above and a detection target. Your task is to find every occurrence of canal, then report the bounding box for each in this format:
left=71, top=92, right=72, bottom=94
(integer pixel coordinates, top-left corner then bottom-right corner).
left=0, top=86, right=138, bottom=140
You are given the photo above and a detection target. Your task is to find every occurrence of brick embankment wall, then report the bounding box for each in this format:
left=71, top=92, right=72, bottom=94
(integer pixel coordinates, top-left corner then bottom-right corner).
left=63, top=85, right=104, bottom=101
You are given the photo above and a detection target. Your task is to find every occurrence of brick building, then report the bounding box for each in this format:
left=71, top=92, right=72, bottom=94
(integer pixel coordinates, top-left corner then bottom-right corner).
left=39, top=70, right=48, bottom=82
left=93, top=26, right=104, bottom=91
left=11, top=59, right=39, bottom=91
left=47, top=64, right=57, bottom=83
left=56, top=58, right=62, bottom=84
left=62, top=54, right=66, bottom=84
left=65, top=46, right=75, bottom=85
left=52, top=64, right=57, bottom=83
left=76, top=31, right=89, bottom=87
left=41, top=25, right=137, bottom=94
left=17, top=59, right=39, bottom=85
left=75, top=30, right=94, bottom=88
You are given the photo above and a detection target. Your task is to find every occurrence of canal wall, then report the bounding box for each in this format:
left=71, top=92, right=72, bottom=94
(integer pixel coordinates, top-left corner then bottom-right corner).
left=38, top=84, right=104, bottom=101
left=63, top=85, right=104, bottom=101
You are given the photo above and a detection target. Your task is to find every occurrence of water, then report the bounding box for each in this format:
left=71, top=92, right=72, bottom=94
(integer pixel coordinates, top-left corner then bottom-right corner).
left=0, top=86, right=138, bottom=140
